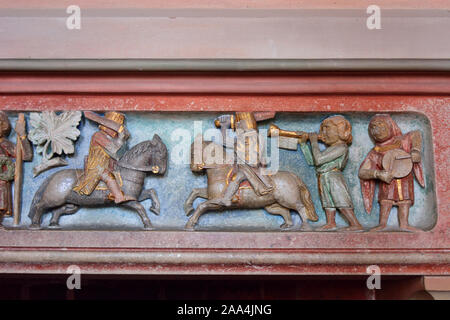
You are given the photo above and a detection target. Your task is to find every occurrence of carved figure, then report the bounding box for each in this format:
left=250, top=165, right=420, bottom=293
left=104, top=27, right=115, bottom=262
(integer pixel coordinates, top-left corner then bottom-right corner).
left=28, top=112, right=167, bottom=229
left=359, top=114, right=425, bottom=232
left=269, top=116, right=362, bottom=231
left=0, top=112, right=32, bottom=224
left=211, top=112, right=274, bottom=207
left=184, top=136, right=318, bottom=230
left=28, top=111, right=82, bottom=177
left=73, top=111, right=136, bottom=204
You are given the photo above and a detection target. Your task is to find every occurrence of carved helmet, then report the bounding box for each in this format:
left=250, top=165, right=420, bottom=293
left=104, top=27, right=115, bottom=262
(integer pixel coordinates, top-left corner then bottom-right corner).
left=99, top=111, right=125, bottom=134
left=105, top=111, right=125, bottom=124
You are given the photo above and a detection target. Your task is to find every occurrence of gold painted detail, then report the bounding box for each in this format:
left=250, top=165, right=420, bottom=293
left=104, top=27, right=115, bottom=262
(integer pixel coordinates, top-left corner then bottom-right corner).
left=396, top=179, right=403, bottom=201
left=73, top=144, right=111, bottom=195
left=374, top=140, right=402, bottom=153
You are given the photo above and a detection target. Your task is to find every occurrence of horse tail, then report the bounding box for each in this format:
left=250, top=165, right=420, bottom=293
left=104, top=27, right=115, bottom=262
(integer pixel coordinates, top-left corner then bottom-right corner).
left=294, top=174, right=318, bottom=221
left=28, top=175, right=52, bottom=219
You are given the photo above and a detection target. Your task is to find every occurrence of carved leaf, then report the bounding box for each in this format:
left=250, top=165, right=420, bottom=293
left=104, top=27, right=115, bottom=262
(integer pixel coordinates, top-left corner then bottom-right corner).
left=28, top=111, right=82, bottom=160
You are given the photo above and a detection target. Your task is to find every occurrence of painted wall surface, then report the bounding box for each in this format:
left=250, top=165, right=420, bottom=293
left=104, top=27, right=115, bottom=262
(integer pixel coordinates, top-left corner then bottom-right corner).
left=2, top=111, right=436, bottom=231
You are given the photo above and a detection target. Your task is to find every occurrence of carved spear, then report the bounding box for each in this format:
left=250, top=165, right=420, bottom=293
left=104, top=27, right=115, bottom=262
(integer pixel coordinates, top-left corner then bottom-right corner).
left=13, top=113, right=25, bottom=226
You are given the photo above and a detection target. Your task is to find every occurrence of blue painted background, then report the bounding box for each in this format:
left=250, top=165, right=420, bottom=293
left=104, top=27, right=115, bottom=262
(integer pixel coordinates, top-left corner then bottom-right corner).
left=2, top=112, right=437, bottom=231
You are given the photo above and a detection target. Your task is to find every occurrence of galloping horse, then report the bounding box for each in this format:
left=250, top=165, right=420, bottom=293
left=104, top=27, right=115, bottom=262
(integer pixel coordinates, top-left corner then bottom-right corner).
left=184, top=139, right=318, bottom=230
left=28, top=135, right=167, bottom=229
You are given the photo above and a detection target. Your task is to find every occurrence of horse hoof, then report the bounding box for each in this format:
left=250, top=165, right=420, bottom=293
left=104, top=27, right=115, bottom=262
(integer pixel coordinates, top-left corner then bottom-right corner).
left=185, top=223, right=195, bottom=231
left=280, top=223, right=293, bottom=229
left=29, top=224, right=41, bottom=230
left=149, top=206, right=160, bottom=215
left=48, top=223, right=61, bottom=229
left=143, top=222, right=154, bottom=230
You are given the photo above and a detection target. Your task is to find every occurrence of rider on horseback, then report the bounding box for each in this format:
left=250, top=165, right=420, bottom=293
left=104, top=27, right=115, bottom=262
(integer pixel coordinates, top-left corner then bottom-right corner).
left=213, top=112, right=273, bottom=207
left=73, top=111, right=136, bottom=204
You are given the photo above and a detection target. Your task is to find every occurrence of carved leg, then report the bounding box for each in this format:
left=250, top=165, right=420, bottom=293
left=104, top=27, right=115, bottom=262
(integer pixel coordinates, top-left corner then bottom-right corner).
left=265, top=204, right=293, bottom=229
left=398, top=202, right=421, bottom=232
left=317, top=209, right=337, bottom=231
left=29, top=204, right=46, bottom=229
left=339, top=208, right=364, bottom=232
left=296, top=202, right=313, bottom=231
left=103, top=172, right=136, bottom=204
left=212, top=171, right=245, bottom=207
left=121, top=201, right=153, bottom=230
left=185, top=200, right=221, bottom=230
left=0, top=211, right=4, bottom=229
left=370, top=200, right=393, bottom=232
left=138, top=188, right=160, bottom=215
left=184, top=188, right=208, bottom=216
left=49, top=204, right=79, bottom=228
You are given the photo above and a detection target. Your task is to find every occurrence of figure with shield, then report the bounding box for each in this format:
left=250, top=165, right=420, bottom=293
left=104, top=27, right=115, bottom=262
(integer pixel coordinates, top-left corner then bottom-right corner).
left=358, top=114, right=425, bottom=232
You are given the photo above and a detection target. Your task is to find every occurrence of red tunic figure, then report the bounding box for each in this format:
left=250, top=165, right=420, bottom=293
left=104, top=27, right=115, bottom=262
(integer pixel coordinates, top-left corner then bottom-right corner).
left=0, top=112, right=32, bottom=219
left=359, top=114, right=425, bottom=232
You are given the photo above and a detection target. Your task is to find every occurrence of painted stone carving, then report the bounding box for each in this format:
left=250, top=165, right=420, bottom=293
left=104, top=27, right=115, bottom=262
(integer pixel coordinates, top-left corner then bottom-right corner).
left=184, top=112, right=318, bottom=230
left=28, top=111, right=168, bottom=229
left=358, top=114, right=425, bottom=232
left=0, top=112, right=33, bottom=226
left=28, top=111, right=82, bottom=176
left=269, top=115, right=362, bottom=231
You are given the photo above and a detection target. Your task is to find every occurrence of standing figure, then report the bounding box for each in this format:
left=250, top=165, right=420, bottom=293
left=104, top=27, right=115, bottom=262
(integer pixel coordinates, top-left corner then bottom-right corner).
left=0, top=112, right=32, bottom=220
left=212, top=112, right=273, bottom=207
left=359, top=114, right=424, bottom=232
left=299, top=116, right=362, bottom=231
left=73, top=111, right=136, bottom=204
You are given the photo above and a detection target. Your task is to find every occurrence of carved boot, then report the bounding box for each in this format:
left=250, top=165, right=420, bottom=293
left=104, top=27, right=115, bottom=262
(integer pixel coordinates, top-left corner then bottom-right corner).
left=243, top=166, right=273, bottom=196
left=214, top=178, right=241, bottom=207
left=105, top=175, right=136, bottom=204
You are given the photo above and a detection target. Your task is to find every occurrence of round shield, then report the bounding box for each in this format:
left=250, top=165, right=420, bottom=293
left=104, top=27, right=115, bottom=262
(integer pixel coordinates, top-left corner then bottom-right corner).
left=382, top=149, right=413, bottom=178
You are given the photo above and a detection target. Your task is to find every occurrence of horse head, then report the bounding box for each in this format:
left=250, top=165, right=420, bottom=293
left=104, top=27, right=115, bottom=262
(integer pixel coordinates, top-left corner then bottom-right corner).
left=148, top=134, right=168, bottom=175
left=119, top=134, right=167, bottom=175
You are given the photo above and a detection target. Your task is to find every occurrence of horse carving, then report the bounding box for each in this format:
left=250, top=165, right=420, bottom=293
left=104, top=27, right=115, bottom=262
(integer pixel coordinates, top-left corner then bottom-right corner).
left=184, top=139, right=318, bottom=230
left=28, top=135, right=167, bottom=229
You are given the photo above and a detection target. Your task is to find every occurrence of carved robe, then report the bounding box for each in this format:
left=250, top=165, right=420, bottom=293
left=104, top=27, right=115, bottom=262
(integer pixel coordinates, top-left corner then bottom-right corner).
left=300, top=141, right=353, bottom=209
left=359, top=115, right=425, bottom=213
left=73, top=131, right=120, bottom=196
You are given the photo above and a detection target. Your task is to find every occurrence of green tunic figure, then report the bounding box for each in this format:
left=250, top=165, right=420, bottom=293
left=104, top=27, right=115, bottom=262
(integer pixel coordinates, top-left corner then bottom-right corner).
left=299, top=116, right=363, bottom=231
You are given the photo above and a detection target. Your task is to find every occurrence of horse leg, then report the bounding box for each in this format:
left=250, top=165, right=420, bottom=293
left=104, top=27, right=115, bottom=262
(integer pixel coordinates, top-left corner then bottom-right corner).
left=49, top=204, right=80, bottom=228
left=185, top=200, right=221, bottom=230
left=296, top=202, right=313, bottom=231
left=138, top=188, right=160, bottom=215
left=29, top=203, right=48, bottom=229
left=264, top=204, right=293, bottom=229
left=121, top=201, right=153, bottom=230
left=184, top=188, right=208, bottom=216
